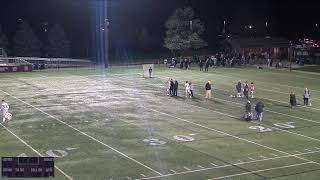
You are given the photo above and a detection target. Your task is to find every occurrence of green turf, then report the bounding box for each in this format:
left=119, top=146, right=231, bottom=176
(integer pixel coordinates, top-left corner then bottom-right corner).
left=1, top=65, right=320, bottom=180
left=293, top=65, right=320, bottom=73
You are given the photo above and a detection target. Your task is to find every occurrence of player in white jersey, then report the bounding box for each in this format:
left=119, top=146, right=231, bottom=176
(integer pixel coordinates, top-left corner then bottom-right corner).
left=185, top=81, right=191, bottom=98
left=1, top=100, right=12, bottom=123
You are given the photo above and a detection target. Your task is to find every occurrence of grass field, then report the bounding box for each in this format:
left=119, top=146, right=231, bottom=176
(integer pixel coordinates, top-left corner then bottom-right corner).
left=1, top=65, right=320, bottom=180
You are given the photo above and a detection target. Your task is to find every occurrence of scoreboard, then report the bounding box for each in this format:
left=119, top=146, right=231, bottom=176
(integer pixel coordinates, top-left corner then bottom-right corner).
left=1, top=157, right=55, bottom=178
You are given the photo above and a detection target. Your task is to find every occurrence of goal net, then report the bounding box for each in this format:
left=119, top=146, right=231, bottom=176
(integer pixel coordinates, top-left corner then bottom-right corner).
left=142, top=64, right=154, bottom=78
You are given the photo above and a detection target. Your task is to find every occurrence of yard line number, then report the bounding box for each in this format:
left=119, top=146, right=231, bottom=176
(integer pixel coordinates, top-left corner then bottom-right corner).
left=143, top=135, right=195, bottom=146
left=249, top=122, right=295, bottom=132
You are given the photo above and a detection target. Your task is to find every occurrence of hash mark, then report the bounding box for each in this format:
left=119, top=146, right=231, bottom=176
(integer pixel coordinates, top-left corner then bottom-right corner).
left=140, top=174, right=146, bottom=177
left=184, top=166, right=191, bottom=171
left=271, top=154, right=278, bottom=157
left=248, top=157, right=256, bottom=161
left=197, top=165, right=204, bottom=169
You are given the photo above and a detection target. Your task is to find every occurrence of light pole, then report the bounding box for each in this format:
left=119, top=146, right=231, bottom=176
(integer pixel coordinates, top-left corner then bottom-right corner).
left=104, top=18, right=109, bottom=68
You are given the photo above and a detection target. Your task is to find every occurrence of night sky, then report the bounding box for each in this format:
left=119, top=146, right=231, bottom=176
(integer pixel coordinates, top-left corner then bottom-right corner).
left=1, top=0, right=319, bottom=58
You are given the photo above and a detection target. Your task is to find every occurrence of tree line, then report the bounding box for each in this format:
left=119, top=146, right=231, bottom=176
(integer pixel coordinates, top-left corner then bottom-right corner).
left=0, top=7, right=205, bottom=59
left=0, top=22, right=70, bottom=58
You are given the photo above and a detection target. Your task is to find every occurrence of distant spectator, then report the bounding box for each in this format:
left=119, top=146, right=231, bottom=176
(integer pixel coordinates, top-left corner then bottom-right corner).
left=184, top=59, right=188, bottom=69
left=290, top=91, right=297, bottom=108
left=244, top=100, right=253, bottom=121
left=189, top=82, right=194, bottom=98
left=205, top=81, right=212, bottom=99
left=148, top=67, right=153, bottom=78
left=199, top=60, right=204, bottom=71
left=250, top=82, right=256, bottom=98
left=169, top=79, right=174, bottom=96
left=255, top=101, right=265, bottom=123
left=303, top=88, right=311, bottom=106
left=205, top=59, right=210, bottom=72
left=180, top=59, right=184, bottom=69
left=236, top=80, right=242, bottom=97
left=184, top=81, right=190, bottom=98
left=166, top=79, right=171, bottom=95
left=173, top=80, right=179, bottom=97
left=243, top=81, right=249, bottom=100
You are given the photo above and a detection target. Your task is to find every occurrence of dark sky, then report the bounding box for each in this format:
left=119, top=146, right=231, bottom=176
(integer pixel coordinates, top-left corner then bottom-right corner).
left=1, top=0, right=319, bottom=58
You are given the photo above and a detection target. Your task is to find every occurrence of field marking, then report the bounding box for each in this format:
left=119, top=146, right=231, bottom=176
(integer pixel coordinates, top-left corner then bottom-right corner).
left=38, top=74, right=48, bottom=78
left=210, top=163, right=218, bottom=167
left=271, top=154, right=278, bottom=157
left=140, top=174, right=147, bottom=177
left=183, top=166, right=191, bottom=171
left=8, top=70, right=320, bottom=177
left=113, top=75, right=320, bottom=146
left=248, top=157, right=256, bottom=161
left=147, top=108, right=320, bottom=166
left=122, top=75, right=320, bottom=145
left=181, top=97, right=320, bottom=143
left=208, top=162, right=313, bottom=180
left=145, top=78, right=320, bottom=144
left=123, top=76, right=320, bottom=144
left=0, top=123, right=73, bottom=180
left=170, top=169, right=177, bottom=174
left=197, top=165, right=204, bottom=169
left=260, top=155, right=267, bottom=159
left=154, top=75, right=320, bottom=125
left=0, top=89, right=163, bottom=176
left=140, top=150, right=320, bottom=179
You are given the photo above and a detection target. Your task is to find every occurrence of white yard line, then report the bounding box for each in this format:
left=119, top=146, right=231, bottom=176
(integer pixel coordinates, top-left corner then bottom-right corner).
left=210, top=163, right=218, bottom=166
left=139, top=150, right=320, bottom=180
left=119, top=75, right=320, bottom=144
left=0, top=89, right=163, bottom=176
left=147, top=108, right=320, bottom=166
left=0, top=123, right=73, bottom=180
left=208, top=162, right=314, bottom=180
left=149, top=79, right=320, bottom=143
left=155, top=75, right=320, bottom=124
left=114, top=75, right=320, bottom=148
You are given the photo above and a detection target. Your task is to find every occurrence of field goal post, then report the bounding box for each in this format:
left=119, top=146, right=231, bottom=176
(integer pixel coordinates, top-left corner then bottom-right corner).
left=142, top=64, right=154, bottom=78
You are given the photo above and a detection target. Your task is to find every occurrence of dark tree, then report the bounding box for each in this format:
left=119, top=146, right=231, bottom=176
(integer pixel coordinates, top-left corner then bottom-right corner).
left=164, top=7, right=207, bottom=54
left=13, top=22, right=42, bottom=57
left=46, top=24, right=70, bottom=58
left=0, top=25, right=8, bottom=54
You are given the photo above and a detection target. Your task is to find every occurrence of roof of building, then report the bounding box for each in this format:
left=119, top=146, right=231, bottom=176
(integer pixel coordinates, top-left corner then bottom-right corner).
left=227, top=37, right=290, bottom=48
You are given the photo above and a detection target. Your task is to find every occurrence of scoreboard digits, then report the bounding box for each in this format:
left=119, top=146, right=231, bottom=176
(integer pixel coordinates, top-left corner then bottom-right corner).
left=1, top=157, right=54, bottom=178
